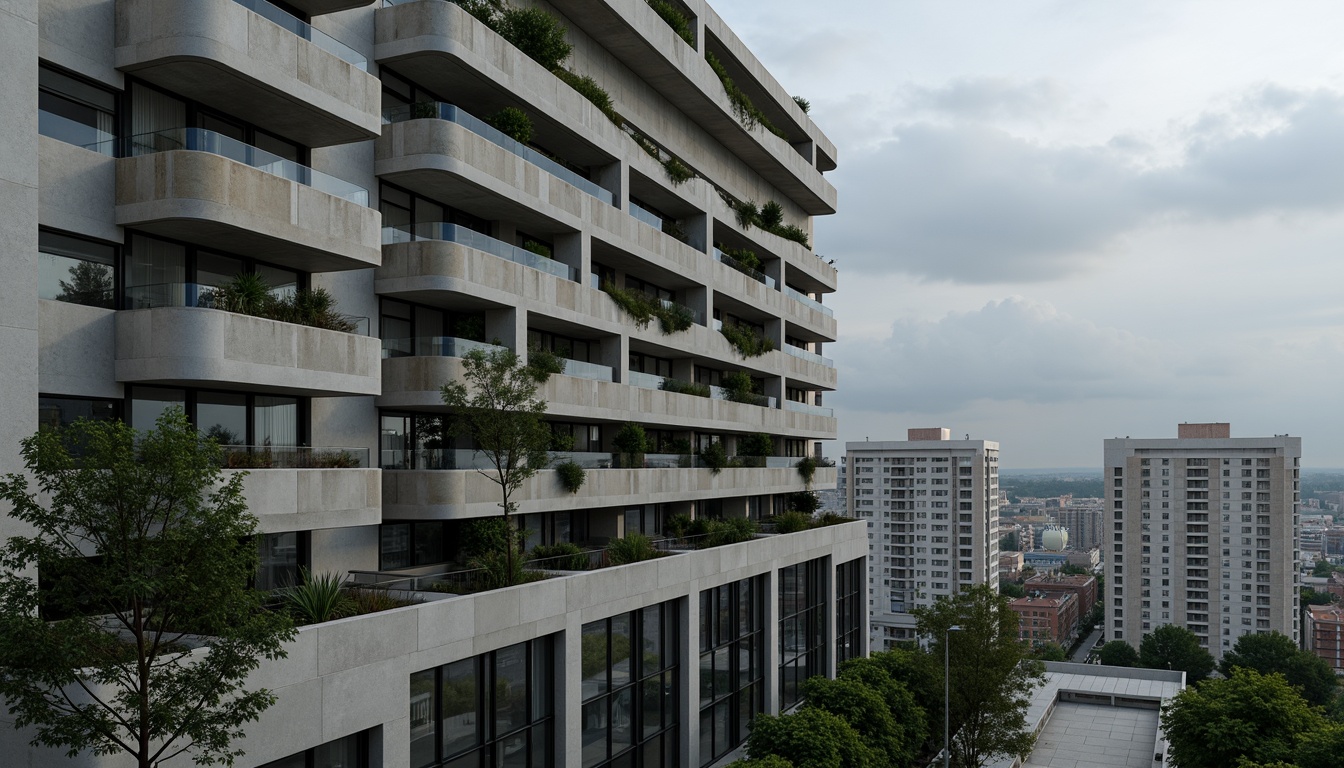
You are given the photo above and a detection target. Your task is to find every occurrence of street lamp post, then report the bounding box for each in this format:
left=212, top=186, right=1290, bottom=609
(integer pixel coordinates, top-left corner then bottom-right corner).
left=945, top=625, right=962, bottom=768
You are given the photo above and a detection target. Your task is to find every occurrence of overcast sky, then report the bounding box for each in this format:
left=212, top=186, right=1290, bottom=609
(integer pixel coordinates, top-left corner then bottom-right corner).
left=713, top=0, right=1344, bottom=469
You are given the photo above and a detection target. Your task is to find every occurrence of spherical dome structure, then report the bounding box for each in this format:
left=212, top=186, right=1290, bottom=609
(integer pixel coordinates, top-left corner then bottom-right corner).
left=1041, top=528, right=1069, bottom=551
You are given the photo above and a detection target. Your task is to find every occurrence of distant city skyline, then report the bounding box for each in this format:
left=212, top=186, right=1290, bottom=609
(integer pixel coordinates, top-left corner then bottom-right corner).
left=714, top=0, right=1344, bottom=467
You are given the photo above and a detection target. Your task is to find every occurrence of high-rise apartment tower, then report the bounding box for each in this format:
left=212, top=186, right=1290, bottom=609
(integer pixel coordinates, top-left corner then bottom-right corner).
left=1, top=0, right=865, bottom=764
left=1104, top=423, right=1301, bottom=659
left=847, top=430, right=1000, bottom=649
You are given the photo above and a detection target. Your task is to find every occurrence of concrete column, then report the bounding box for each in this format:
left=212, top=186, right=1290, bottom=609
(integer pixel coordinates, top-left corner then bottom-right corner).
left=598, top=332, right=628, bottom=384
left=684, top=284, right=711, bottom=328
left=681, top=593, right=699, bottom=764
left=486, top=306, right=524, bottom=353
left=596, top=160, right=625, bottom=210
left=764, top=316, right=784, bottom=350
left=763, top=375, right=784, bottom=409
left=554, top=230, right=586, bottom=282
left=763, top=567, right=781, bottom=714
left=763, top=258, right=783, bottom=291
left=824, top=556, right=838, bottom=679
left=561, top=624, right=581, bottom=768
left=683, top=211, right=709, bottom=253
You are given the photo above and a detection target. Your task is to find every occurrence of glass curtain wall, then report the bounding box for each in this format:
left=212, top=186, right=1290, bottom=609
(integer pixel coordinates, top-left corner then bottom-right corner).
left=778, top=558, right=826, bottom=711
left=580, top=602, right=679, bottom=768
left=835, top=558, right=864, bottom=667
left=37, top=230, right=116, bottom=308
left=698, top=576, right=765, bottom=766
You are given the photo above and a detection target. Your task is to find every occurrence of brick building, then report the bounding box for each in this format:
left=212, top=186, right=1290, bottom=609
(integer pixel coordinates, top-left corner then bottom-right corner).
left=1306, top=603, right=1344, bottom=672
left=1011, top=593, right=1080, bottom=648
left=1026, top=572, right=1099, bottom=617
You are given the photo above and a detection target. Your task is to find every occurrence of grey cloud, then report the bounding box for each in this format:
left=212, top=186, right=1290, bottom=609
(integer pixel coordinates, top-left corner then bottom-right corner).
left=820, top=87, right=1344, bottom=282
left=902, top=77, right=1071, bottom=121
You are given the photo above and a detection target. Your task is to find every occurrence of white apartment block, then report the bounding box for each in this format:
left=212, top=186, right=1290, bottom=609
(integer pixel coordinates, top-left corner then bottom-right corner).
left=1104, top=423, right=1301, bottom=660
left=847, top=430, right=1000, bottom=649
left=0, top=0, right=870, bottom=764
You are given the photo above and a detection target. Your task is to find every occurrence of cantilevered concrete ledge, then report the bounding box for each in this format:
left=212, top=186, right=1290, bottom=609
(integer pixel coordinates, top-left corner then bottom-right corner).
left=287, top=0, right=376, bottom=19
left=116, top=151, right=382, bottom=273
left=115, top=0, right=381, bottom=146
left=115, top=307, right=381, bottom=397
left=233, top=468, right=381, bottom=532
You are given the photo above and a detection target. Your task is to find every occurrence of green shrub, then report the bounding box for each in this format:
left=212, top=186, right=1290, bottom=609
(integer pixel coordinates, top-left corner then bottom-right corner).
left=211, top=274, right=356, bottom=332
left=528, top=541, right=590, bottom=571
left=774, top=223, right=812, bottom=249
left=721, top=370, right=768, bottom=405
left=721, top=247, right=762, bottom=273
left=470, top=546, right=544, bottom=590
left=667, top=438, right=693, bottom=455
left=660, top=378, right=710, bottom=397
left=613, top=422, right=649, bottom=467
left=702, top=517, right=758, bottom=547
left=278, top=569, right=353, bottom=625
left=788, top=489, right=821, bottom=515
left=521, top=239, right=552, bottom=258
left=602, top=280, right=656, bottom=329
left=771, top=510, right=812, bottom=534
left=348, top=587, right=416, bottom=615
left=647, top=0, right=694, bottom=45
left=704, top=51, right=786, bottom=139
left=664, top=513, right=693, bottom=539
left=462, top=517, right=518, bottom=559
left=700, top=440, right=728, bottom=474
left=728, top=199, right=812, bottom=249
left=733, top=199, right=759, bottom=229
left=486, top=106, right=533, bottom=144
left=606, top=533, right=661, bottom=565
left=554, top=69, right=620, bottom=124
left=815, top=512, right=853, bottom=527
left=657, top=301, right=693, bottom=333
left=793, top=96, right=811, bottom=113
left=449, top=0, right=501, bottom=27
left=720, top=324, right=774, bottom=358
left=662, top=157, right=694, bottom=185
left=795, top=455, right=818, bottom=487
left=525, top=345, right=566, bottom=381
left=739, top=433, right=773, bottom=457
left=555, top=459, right=585, bottom=494
left=758, top=201, right=784, bottom=230
left=497, top=6, right=572, bottom=71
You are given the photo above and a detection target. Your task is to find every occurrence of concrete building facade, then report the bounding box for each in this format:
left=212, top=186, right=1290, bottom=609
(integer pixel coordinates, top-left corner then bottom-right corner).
left=2, top=0, right=863, bottom=765
left=1058, top=506, right=1103, bottom=551
left=847, top=430, right=1000, bottom=648
left=1306, top=603, right=1344, bottom=673
left=1105, top=424, right=1301, bottom=660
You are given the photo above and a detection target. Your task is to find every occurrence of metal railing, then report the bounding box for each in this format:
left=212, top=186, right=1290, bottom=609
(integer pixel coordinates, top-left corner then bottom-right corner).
left=119, top=282, right=370, bottom=334
left=713, top=248, right=776, bottom=289
left=219, top=445, right=370, bottom=468
left=381, top=222, right=578, bottom=281
left=231, top=0, right=368, bottom=71
left=781, top=343, right=833, bottom=367
left=382, top=102, right=613, bottom=204
left=783, top=285, right=834, bottom=317
left=381, top=336, right=504, bottom=359
left=783, top=400, right=835, bottom=417
left=126, top=127, right=369, bottom=204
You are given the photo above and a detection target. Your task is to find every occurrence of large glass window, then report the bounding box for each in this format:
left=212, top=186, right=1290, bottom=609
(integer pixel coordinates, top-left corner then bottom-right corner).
left=38, top=395, right=120, bottom=431
left=379, top=521, right=447, bottom=570
left=379, top=412, right=449, bottom=469
left=258, top=730, right=369, bottom=768
left=38, top=230, right=116, bottom=308
left=699, top=576, right=765, bottom=766
left=836, top=558, right=864, bottom=667
left=779, top=558, right=826, bottom=710
left=379, top=181, right=491, bottom=242
left=128, top=386, right=305, bottom=447
left=256, top=531, right=310, bottom=591
left=38, top=64, right=117, bottom=154
left=122, top=232, right=306, bottom=310
left=410, top=637, right=555, bottom=768
left=581, top=602, right=679, bottom=768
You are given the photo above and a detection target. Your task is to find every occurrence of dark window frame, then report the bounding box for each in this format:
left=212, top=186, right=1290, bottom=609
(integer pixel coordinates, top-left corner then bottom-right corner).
left=121, top=229, right=309, bottom=311
left=38, top=228, right=119, bottom=309
left=778, top=557, right=826, bottom=711
left=581, top=602, right=680, bottom=768
left=698, top=576, right=765, bottom=766
left=125, top=385, right=311, bottom=448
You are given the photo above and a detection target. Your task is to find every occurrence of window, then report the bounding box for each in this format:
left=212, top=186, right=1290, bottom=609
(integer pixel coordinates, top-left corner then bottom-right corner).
left=379, top=297, right=486, bottom=358
left=380, top=181, right=491, bottom=243
left=380, top=412, right=450, bottom=469
left=38, top=395, right=119, bottom=431
left=38, top=230, right=116, bottom=308
left=38, top=64, right=116, bottom=154
left=379, top=521, right=448, bottom=570
left=256, top=531, right=310, bottom=592
left=259, top=730, right=370, bottom=768
left=410, top=637, right=554, bottom=768
left=779, top=558, right=826, bottom=711
left=122, top=232, right=302, bottom=310
left=128, top=385, right=304, bottom=449
left=581, top=602, right=679, bottom=768
left=700, top=578, right=764, bottom=766
left=836, top=558, right=864, bottom=666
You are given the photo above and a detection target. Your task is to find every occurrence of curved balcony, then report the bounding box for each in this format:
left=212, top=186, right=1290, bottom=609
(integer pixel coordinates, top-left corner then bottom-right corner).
left=378, top=356, right=837, bottom=439
left=115, top=306, right=381, bottom=396
left=115, top=0, right=381, bottom=146
left=376, top=116, right=607, bottom=232
left=382, top=464, right=816, bottom=519
left=116, top=130, right=381, bottom=272
left=231, top=461, right=381, bottom=532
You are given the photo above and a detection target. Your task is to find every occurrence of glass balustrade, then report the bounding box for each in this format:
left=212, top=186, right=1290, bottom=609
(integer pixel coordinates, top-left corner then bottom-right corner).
left=783, top=285, right=834, bottom=317
left=783, top=400, right=834, bottom=418
left=230, top=0, right=368, bottom=71
left=126, top=128, right=369, bottom=204
left=713, top=248, right=776, bottom=289
left=782, top=343, right=833, bottom=367
left=626, top=371, right=666, bottom=390
left=383, top=102, right=613, bottom=204
left=38, top=110, right=116, bottom=155
left=381, top=336, right=505, bottom=359
left=628, top=201, right=664, bottom=230
left=561, top=358, right=615, bottom=382
left=382, top=222, right=578, bottom=281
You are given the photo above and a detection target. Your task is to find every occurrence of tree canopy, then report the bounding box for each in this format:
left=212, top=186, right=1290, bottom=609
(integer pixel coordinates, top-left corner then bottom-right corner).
left=1139, top=625, right=1216, bottom=683
left=1161, top=668, right=1327, bottom=768
left=913, top=584, right=1043, bottom=768
left=1098, top=640, right=1139, bottom=667
left=744, top=707, right=877, bottom=768
left=1219, top=632, right=1338, bottom=707
left=0, top=410, right=294, bottom=768
left=837, top=653, right=929, bottom=764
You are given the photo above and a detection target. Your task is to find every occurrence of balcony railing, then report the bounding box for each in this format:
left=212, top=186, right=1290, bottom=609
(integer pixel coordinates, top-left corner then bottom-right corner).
left=231, top=0, right=368, bottom=71
left=626, top=371, right=666, bottom=390
left=561, top=358, right=615, bottom=382
left=783, top=400, right=834, bottom=418
left=126, top=128, right=369, bottom=204
left=383, top=102, right=613, bottom=204
left=782, top=343, right=833, bottom=367
left=119, top=282, right=371, bottom=333
left=709, top=384, right=776, bottom=408
left=38, top=110, right=116, bottom=155
left=383, top=222, right=578, bottom=281
left=783, top=285, right=834, bottom=317
left=713, top=248, right=776, bottom=289
left=629, top=201, right=665, bottom=230
left=381, top=336, right=503, bottom=359
left=220, top=445, right=370, bottom=468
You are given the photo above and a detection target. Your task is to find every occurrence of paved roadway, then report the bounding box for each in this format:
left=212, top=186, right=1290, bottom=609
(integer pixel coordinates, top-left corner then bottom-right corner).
left=1070, top=628, right=1102, bottom=662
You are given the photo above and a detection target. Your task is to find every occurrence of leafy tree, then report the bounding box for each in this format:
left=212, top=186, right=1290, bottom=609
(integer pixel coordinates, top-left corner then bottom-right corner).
left=612, top=422, right=648, bottom=468
left=913, top=584, right=1044, bottom=768
left=441, top=347, right=555, bottom=584
left=496, top=6, right=572, bottom=71
left=1139, top=625, right=1215, bottom=683
left=744, top=708, right=877, bottom=768
left=837, top=656, right=928, bottom=766
left=1000, top=582, right=1025, bottom=599
left=0, top=409, right=295, bottom=768
left=725, top=756, right=794, bottom=768
left=1293, top=722, right=1344, bottom=768
left=1033, top=643, right=1068, bottom=662
left=1098, top=640, right=1140, bottom=667
left=999, top=532, right=1019, bottom=551
left=55, top=259, right=113, bottom=307
left=1311, top=560, right=1339, bottom=578
left=739, top=432, right=774, bottom=458
left=801, top=676, right=906, bottom=767
left=1219, top=632, right=1338, bottom=707
left=1161, top=668, right=1326, bottom=768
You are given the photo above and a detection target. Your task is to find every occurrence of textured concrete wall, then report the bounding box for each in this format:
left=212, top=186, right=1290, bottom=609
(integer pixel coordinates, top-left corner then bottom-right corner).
left=114, top=307, right=382, bottom=396
left=38, top=300, right=121, bottom=398
left=234, top=468, right=382, bottom=533
left=38, top=136, right=120, bottom=242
